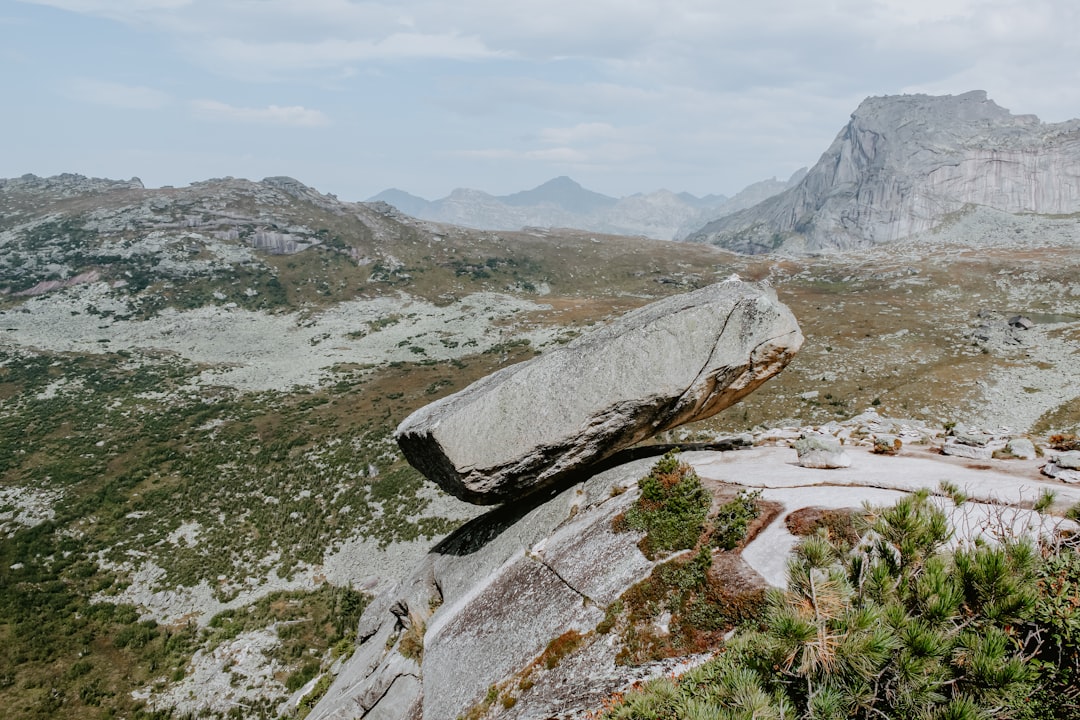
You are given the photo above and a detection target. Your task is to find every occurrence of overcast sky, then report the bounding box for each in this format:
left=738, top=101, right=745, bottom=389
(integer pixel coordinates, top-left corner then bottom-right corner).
left=3, top=1, right=1079, bottom=201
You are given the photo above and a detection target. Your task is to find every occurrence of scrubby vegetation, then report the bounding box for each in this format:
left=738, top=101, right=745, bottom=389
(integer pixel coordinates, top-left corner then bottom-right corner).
left=601, top=491, right=1080, bottom=720
left=605, top=452, right=768, bottom=665
left=617, top=450, right=763, bottom=559
left=621, top=451, right=711, bottom=558
left=1050, top=433, right=1080, bottom=452
left=0, top=347, right=455, bottom=718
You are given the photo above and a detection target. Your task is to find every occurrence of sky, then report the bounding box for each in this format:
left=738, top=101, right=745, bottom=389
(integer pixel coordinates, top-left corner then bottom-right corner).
left=3, top=1, right=1079, bottom=202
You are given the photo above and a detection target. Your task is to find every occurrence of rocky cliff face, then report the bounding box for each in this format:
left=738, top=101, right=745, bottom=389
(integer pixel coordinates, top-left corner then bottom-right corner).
left=306, top=457, right=662, bottom=720
left=687, top=91, right=1080, bottom=253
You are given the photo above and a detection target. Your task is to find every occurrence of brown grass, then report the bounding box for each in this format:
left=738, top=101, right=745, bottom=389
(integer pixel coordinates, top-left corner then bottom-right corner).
left=785, top=507, right=861, bottom=548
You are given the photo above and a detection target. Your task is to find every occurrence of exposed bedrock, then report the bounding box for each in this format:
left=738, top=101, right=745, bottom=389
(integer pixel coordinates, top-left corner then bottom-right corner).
left=689, top=90, right=1080, bottom=253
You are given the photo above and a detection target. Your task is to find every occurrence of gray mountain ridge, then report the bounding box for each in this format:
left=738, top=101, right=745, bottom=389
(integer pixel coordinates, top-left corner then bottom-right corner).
left=368, top=172, right=804, bottom=240
left=687, top=90, right=1080, bottom=254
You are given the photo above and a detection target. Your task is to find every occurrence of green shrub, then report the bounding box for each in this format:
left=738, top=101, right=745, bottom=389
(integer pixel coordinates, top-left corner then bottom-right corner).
left=602, top=492, right=1080, bottom=720
left=711, top=490, right=761, bottom=550
left=286, top=661, right=320, bottom=692
left=623, top=451, right=710, bottom=558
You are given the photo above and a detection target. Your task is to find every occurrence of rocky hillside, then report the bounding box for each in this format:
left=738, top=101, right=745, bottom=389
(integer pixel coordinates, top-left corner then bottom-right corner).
left=308, top=282, right=1080, bottom=718
left=2, top=172, right=1079, bottom=719
left=688, top=91, right=1080, bottom=253
left=369, top=174, right=800, bottom=240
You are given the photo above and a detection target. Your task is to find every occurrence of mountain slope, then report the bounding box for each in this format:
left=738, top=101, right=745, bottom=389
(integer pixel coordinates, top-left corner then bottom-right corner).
left=367, top=187, right=432, bottom=217
left=2, top=172, right=1079, bottom=719
left=687, top=90, right=1080, bottom=253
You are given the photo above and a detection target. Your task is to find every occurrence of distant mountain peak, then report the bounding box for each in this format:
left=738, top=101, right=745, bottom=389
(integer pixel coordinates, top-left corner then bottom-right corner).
left=687, top=90, right=1080, bottom=254
left=498, top=176, right=617, bottom=214
left=536, top=175, right=582, bottom=188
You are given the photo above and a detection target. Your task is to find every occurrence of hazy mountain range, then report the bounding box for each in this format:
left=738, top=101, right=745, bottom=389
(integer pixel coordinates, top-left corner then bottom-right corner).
left=368, top=171, right=806, bottom=241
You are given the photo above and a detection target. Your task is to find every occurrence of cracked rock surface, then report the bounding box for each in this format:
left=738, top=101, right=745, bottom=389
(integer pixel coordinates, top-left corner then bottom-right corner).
left=307, top=457, right=659, bottom=720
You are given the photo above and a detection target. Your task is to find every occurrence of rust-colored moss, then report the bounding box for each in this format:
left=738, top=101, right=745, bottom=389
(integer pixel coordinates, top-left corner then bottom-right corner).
left=539, top=629, right=584, bottom=670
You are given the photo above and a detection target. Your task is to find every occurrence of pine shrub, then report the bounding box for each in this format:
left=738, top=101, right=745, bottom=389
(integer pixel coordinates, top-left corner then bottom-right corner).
left=601, top=492, right=1080, bottom=720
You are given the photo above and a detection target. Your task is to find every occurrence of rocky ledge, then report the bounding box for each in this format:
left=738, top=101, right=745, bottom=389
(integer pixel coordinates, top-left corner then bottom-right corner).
left=310, top=282, right=1075, bottom=720
left=308, top=415, right=1079, bottom=720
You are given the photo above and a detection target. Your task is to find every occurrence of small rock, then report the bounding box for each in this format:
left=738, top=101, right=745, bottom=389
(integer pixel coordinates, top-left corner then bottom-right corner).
left=1005, top=438, right=1037, bottom=460
left=1054, top=451, right=1080, bottom=470
left=794, top=435, right=851, bottom=469
left=1008, top=315, right=1034, bottom=330
left=953, top=429, right=993, bottom=447
left=871, top=435, right=902, bottom=455
left=942, top=440, right=994, bottom=461
left=1042, top=453, right=1080, bottom=483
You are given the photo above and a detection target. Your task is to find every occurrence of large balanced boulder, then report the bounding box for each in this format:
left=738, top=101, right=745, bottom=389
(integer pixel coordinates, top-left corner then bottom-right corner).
left=395, top=281, right=802, bottom=504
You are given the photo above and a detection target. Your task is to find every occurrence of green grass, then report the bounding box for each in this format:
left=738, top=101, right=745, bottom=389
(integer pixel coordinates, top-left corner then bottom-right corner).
left=0, top=347, right=456, bottom=718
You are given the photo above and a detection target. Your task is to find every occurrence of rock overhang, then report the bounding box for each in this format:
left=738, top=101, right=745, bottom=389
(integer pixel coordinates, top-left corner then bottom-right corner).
left=394, top=280, right=803, bottom=505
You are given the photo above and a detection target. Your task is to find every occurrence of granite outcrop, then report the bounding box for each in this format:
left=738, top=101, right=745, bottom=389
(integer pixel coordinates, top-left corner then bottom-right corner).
left=688, top=91, right=1080, bottom=253
left=394, top=280, right=803, bottom=504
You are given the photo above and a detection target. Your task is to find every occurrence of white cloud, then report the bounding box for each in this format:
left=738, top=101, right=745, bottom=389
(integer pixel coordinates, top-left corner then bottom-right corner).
left=13, top=0, right=1080, bottom=198
left=69, top=78, right=171, bottom=109
left=204, top=32, right=501, bottom=74
left=190, top=100, right=329, bottom=127
left=537, top=123, right=618, bottom=146
left=18, top=0, right=1080, bottom=117
left=19, top=0, right=190, bottom=21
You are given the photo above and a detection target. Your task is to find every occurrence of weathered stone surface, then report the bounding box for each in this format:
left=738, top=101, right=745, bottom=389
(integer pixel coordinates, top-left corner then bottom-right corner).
left=1009, top=315, right=1035, bottom=330
left=942, top=440, right=996, bottom=461
left=954, top=428, right=994, bottom=447
left=311, top=438, right=1080, bottom=720
left=1056, top=451, right=1080, bottom=470
left=688, top=91, right=1080, bottom=254
left=794, top=435, right=852, bottom=469
left=308, top=457, right=665, bottom=720
left=395, top=281, right=802, bottom=504
left=1006, top=438, right=1037, bottom=460
left=1043, top=453, right=1080, bottom=483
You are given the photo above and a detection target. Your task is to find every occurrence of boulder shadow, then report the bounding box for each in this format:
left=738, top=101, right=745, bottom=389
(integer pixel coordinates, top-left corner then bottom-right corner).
left=431, top=437, right=750, bottom=557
